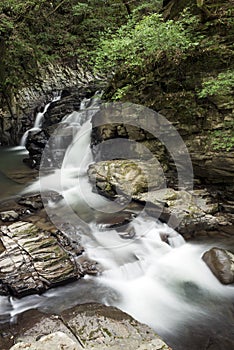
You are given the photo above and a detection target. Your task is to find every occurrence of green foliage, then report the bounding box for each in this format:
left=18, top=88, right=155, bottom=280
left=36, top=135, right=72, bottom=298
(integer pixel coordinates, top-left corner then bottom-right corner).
left=198, top=70, right=234, bottom=98
left=131, top=0, right=163, bottom=20
left=72, top=2, right=90, bottom=16
left=111, top=85, right=133, bottom=101
left=0, top=15, right=14, bottom=34
left=209, top=126, right=234, bottom=152
left=94, top=12, right=199, bottom=74
left=0, top=0, right=132, bottom=95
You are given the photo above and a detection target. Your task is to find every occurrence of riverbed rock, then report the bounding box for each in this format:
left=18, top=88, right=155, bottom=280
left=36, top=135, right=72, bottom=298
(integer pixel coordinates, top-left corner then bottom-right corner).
left=0, top=221, right=98, bottom=297
left=18, top=195, right=43, bottom=211
left=0, top=211, right=19, bottom=222
left=9, top=332, right=83, bottom=350
left=88, top=160, right=232, bottom=236
left=1, top=304, right=171, bottom=350
left=136, top=189, right=228, bottom=235
left=202, top=247, right=234, bottom=284
left=88, top=159, right=166, bottom=198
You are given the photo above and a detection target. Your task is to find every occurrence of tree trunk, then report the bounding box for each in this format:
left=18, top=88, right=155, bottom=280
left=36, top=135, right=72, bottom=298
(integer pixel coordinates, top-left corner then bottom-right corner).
left=122, top=0, right=131, bottom=15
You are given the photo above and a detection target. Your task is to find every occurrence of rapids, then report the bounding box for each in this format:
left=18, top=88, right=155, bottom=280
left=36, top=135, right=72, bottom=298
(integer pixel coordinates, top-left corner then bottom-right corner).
left=0, top=94, right=233, bottom=349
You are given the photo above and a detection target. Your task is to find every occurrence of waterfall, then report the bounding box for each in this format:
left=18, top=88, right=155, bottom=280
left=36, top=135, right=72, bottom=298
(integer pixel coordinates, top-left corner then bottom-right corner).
left=6, top=93, right=233, bottom=349
left=20, top=92, right=61, bottom=147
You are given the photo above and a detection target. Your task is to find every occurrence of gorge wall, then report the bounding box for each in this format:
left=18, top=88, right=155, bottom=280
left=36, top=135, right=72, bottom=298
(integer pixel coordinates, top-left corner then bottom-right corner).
left=99, top=0, right=234, bottom=210
left=0, top=63, right=97, bottom=146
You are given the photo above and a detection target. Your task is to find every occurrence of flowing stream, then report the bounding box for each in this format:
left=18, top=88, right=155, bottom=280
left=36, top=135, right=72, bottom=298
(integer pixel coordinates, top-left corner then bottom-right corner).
left=20, top=92, right=61, bottom=147
left=0, top=95, right=233, bottom=349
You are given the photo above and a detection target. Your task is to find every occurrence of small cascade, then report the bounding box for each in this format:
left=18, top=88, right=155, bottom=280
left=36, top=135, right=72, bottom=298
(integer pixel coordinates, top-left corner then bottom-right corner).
left=9, top=91, right=233, bottom=350
left=20, top=92, right=61, bottom=147
left=33, top=102, right=50, bottom=128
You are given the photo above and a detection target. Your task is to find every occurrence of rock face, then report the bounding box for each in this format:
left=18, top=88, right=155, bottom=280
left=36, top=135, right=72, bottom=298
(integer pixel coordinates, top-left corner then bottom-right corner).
left=0, top=304, right=171, bottom=350
left=90, top=101, right=234, bottom=208
left=99, top=0, right=234, bottom=209
left=88, top=97, right=234, bottom=236
left=0, top=63, right=96, bottom=146
left=0, top=221, right=98, bottom=297
left=202, top=247, right=234, bottom=284
left=25, top=85, right=100, bottom=169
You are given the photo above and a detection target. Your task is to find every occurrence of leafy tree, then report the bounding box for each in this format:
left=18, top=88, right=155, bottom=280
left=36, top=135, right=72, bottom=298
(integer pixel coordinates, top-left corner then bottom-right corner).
left=0, top=0, right=142, bottom=100
left=94, top=11, right=198, bottom=74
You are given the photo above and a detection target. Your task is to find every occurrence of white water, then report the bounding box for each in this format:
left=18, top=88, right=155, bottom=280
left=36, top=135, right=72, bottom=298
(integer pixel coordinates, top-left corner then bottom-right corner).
left=81, top=218, right=233, bottom=334
left=26, top=93, right=123, bottom=220
left=2, top=95, right=233, bottom=348
left=20, top=92, right=61, bottom=146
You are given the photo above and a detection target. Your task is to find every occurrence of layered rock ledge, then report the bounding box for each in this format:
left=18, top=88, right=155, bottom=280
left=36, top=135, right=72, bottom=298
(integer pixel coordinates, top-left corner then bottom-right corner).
left=0, top=199, right=98, bottom=297
left=0, top=304, right=171, bottom=350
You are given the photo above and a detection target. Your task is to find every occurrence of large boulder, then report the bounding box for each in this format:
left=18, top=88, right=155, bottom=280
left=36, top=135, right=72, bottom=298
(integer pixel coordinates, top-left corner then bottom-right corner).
left=88, top=159, right=166, bottom=198
left=1, top=304, right=171, bottom=350
left=202, top=247, right=234, bottom=284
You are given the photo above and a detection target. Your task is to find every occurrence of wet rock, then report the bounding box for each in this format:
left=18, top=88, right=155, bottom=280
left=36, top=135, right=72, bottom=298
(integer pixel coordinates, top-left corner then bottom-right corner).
left=95, top=212, right=135, bottom=230
left=202, top=247, right=234, bottom=284
left=0, top=211, right=19, bottom=222
left=2, top=304, right=171, bottom=350
left=119, top=226, right=136, bottom=239
left=88, top=160, right=232, bottom=236
left=18, top=195, right=43, bottom=211
left=0, top=221, right=98, bottom=297
left=24, top=85, right=101, bottom=169
left=88, top=159, right=166, bottom=198
left=10, top=332, right=83, bottom=350
left=136, top=189, right=226, bottom=235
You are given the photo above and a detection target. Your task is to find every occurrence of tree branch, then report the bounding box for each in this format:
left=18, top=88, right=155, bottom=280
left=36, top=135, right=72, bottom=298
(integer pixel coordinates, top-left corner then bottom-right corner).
left=46, top=0, right=68, bottom=18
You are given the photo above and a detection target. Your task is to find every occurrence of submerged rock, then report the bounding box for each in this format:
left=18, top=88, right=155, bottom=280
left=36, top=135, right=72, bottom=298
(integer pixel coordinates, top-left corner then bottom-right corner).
left=2, top=304, right=171, bottom=350
left=202, top=247, right=234, bottom=285
left=0, top=221, right=98, bottom=297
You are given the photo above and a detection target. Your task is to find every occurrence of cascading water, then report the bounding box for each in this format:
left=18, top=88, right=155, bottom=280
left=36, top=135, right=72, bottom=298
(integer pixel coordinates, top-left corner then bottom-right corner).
left=20, top=92, right=61, bottom=147
left=1, top=94, right=233, bottom=349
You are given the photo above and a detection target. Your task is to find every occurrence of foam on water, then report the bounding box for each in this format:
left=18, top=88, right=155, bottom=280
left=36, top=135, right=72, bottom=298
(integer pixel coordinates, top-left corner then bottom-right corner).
left=2, top=94, right=233, bottom=349
left=20, top=92, right=61, bottom=147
